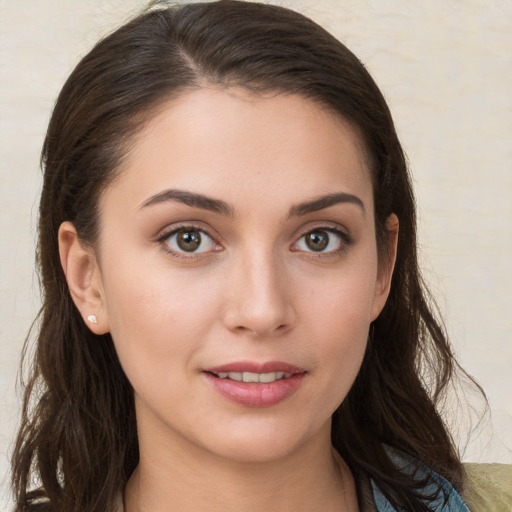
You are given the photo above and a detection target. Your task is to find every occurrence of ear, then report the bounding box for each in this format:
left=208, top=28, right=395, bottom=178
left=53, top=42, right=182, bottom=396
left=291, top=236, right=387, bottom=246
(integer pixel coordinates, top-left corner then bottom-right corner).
left=58, top=221, right=110, bottom=334
left=370, top=213, right=399, bottom=321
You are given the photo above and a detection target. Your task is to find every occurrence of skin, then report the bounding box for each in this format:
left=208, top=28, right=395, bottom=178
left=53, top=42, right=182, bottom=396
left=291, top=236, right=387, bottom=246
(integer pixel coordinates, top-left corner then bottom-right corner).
left=59, top=88, right=398, bottom=511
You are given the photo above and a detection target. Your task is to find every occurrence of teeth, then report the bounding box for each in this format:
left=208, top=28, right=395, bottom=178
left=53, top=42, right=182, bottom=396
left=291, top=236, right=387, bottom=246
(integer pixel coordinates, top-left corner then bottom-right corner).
left=215, top=371, right=292, bottom=383
left=244, top=372, right=260, bottom=383
left=258, top=372, right=278, bottom=383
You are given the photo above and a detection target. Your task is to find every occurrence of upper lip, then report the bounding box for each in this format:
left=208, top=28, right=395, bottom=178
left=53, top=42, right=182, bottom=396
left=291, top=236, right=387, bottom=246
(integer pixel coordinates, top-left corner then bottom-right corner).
left=205, top=361, right=306, bottom=375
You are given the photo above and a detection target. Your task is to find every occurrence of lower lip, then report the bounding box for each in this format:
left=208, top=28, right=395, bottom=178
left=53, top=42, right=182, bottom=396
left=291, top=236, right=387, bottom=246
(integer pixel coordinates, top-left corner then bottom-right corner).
left=204, top=372, right=306, bottom=408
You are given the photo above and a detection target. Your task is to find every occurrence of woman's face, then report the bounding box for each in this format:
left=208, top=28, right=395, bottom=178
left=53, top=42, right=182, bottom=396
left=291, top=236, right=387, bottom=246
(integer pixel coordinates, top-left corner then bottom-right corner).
left=91, top=88, right=396, bottom=463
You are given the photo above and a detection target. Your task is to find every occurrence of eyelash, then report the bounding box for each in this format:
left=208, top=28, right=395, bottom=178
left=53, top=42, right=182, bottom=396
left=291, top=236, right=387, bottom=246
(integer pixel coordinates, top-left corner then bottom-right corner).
left=156, top=224, right=353, bottom=260
left=156, top=223, right=220, bottom=260
left=292, top=225, right=354, bottom=258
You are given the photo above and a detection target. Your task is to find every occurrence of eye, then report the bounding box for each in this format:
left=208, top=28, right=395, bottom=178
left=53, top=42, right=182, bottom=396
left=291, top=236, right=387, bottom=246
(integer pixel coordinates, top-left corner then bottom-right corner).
left=163, top=227, right=217, bottom=254
left=294, top=228, right=348, bottom=253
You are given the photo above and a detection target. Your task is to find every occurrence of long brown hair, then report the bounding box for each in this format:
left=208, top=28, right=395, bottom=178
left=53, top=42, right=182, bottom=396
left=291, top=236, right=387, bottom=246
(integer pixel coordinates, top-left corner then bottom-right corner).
left=12, top=1, right=474, bottom=510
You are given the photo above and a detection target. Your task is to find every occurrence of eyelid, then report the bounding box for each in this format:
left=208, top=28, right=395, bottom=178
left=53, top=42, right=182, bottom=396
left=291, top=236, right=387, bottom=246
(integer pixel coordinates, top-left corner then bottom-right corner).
left=155, top=222, right=223, bottom=259
left=291, top=223, right=354, bottom=255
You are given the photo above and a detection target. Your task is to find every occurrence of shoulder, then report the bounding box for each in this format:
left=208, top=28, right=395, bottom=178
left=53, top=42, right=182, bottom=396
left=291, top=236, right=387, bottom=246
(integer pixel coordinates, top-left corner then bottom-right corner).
left=369, top=448, right=471, bottom=511
left=461, top=463, right=512, bottom=512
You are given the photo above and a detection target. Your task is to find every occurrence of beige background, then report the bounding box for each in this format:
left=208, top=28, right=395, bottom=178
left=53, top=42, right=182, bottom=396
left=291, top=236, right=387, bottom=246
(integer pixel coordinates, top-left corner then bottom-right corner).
left=1, top=0, right=511, bottom=507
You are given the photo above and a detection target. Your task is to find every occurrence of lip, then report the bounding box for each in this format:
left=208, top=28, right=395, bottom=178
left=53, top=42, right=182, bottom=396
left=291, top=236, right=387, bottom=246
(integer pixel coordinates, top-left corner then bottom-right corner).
left=203, top=360, right=306, bottom=408
left=206, top=360, right=305, bottom=375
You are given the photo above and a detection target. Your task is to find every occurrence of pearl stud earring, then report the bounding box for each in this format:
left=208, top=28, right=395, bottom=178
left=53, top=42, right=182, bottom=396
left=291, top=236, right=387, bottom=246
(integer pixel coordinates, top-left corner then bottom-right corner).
left=87, top=314, right=98, bottom=324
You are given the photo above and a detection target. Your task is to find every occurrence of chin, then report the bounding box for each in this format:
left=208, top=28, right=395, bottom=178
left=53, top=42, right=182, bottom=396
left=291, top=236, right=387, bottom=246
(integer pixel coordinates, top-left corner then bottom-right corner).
left=199, top=416, right=330, bottom=464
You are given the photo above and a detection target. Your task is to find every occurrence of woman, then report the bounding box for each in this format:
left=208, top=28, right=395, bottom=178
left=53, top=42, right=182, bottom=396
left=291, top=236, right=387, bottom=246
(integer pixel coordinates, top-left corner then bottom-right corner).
left=10, top=1, right=491, bottom=510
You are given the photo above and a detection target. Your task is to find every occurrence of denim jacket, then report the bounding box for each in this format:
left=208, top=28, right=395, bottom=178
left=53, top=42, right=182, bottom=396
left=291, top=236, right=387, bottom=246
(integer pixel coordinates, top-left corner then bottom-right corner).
left=366, top=450, right=471, bottom=511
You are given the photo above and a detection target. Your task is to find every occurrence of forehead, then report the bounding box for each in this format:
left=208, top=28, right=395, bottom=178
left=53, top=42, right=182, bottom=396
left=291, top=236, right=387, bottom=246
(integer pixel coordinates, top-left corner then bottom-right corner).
left=103, top=88, right=374, bottom=217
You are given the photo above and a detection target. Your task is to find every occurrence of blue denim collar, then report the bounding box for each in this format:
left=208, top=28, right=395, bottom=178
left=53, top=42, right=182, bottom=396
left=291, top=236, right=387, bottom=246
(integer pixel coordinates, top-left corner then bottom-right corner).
left=369, top=449, right=470, bottom=511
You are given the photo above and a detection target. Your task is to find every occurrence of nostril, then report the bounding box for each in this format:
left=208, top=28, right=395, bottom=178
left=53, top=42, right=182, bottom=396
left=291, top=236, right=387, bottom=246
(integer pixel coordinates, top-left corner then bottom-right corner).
left=231, top=322, right=288, bottom=336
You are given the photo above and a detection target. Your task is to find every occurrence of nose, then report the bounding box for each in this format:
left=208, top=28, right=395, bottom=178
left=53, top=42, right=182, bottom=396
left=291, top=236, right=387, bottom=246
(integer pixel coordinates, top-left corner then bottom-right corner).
left=222, top=249, right=296, bottom=338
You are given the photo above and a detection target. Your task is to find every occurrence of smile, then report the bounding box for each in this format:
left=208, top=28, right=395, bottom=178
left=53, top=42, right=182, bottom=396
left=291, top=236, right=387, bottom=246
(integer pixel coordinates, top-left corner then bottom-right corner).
left=204, top=362, right=306, bottom=407
left=214, top=371, right=293, bottom=383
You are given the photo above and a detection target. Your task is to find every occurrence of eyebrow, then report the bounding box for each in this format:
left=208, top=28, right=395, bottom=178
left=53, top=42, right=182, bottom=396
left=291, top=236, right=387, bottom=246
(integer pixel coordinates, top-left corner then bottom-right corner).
left=287, top=192, right=365, bottom=218
left=140, top=188, right=365, bottom=218
left=140, top=189, right=234, bottom=216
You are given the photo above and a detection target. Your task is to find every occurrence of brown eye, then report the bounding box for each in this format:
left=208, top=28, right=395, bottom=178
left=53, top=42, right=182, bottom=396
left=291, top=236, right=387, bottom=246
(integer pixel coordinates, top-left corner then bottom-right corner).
left=163, top=227, right=217, bottom=255
left=177, top=229, right=201, bottom=252
left=294, top=228, right=348, bottom=254
left=304, top=230, right=329, bottom=252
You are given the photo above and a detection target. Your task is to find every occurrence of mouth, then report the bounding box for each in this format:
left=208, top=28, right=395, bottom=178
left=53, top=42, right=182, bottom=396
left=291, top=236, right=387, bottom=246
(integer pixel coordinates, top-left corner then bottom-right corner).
left=205, top=361, right=305, bottom=381
left=203, top=362, right=306, bottom=407
left=211, top=371, right=293, bottom=383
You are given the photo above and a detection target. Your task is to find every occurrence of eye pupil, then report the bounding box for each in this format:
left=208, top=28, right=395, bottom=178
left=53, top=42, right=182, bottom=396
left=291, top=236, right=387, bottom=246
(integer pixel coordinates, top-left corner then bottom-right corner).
left=177, top=230, right=201, bottom=252
left=305, top=230, right=329, bottom=251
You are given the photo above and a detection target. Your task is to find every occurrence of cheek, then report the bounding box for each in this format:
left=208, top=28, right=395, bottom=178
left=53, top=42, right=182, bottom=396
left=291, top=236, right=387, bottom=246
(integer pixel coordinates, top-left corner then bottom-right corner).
left=305, top=252, right=378, bottom=335
left=99, top=253, right=223, bottom=376
left=301, top=253, right=378, bottom=395
left=312, top=287, right=371, bottom=370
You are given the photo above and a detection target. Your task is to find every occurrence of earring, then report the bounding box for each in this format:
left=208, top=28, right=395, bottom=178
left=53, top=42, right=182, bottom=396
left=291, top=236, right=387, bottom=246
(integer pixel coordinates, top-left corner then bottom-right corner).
left=87, top=314, right=98, bottom=324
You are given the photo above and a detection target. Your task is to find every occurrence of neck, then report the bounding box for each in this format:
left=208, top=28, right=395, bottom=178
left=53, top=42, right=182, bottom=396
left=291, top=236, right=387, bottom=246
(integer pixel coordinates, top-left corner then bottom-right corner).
left=124, top=422, right=358, bottom=512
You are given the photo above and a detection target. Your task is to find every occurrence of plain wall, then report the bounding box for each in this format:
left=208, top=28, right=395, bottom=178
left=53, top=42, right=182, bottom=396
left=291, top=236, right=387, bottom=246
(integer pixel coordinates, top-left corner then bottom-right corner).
left=1, top=0, right=511, bottom=507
